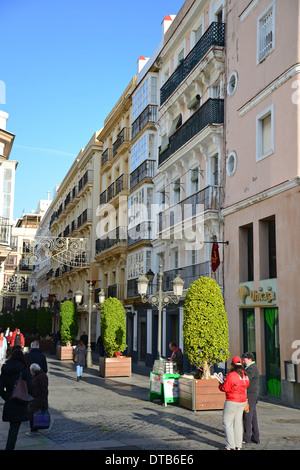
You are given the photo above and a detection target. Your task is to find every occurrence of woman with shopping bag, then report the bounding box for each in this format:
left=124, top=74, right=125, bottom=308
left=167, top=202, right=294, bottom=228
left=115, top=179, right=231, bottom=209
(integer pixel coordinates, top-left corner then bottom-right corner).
left=27, top=363, right=50, bottom=435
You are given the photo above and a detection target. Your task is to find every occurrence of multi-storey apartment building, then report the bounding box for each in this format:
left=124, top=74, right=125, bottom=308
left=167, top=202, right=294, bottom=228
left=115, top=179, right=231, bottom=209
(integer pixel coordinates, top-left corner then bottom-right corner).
left=0, top=110, right=17, bottom=263
left=47, top=132, right=102, bottom=340
left=145, top=0, right=226, bottom=362
left=124, top=17, right=175, bottom=364
left=0, top=213, right=41, bottom=313
left=95, top=77, right=136, bottom=319
left=222, top=0, right=300, bottom=405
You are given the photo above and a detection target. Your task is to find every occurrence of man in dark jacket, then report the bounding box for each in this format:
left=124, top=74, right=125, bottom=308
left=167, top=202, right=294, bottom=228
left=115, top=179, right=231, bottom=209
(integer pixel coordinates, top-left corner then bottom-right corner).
left=242, top=352, right=260, bottom=445
left=25, top=341, right=48, bottom=373
left=169, top=341, right=183, bottom=374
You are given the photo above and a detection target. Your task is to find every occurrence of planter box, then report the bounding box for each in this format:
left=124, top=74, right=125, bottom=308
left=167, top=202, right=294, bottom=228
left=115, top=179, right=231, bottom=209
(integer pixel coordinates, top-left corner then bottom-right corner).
left=25, top=338, right=52, bottom=352
left=179, top=376, right=225, bottom=411
left=57, top=345, right=74, bottom=361
left=99, top=356, right=131, bottom=377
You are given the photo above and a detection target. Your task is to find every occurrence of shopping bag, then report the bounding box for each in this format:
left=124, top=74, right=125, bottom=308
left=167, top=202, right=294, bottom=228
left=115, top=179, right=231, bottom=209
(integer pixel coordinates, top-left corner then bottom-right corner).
left=11, top=372, right=33, bottom=403
left=33, top=409, right=51, bottom=429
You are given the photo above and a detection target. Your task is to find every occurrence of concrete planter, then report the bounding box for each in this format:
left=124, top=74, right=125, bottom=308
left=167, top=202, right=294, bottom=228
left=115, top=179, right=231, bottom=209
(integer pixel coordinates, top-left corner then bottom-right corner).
left=99, top=356, right=131, bottom=377
left=57, top=345, right=74, bottom=361
left=179, top=376, right=225, bottom=411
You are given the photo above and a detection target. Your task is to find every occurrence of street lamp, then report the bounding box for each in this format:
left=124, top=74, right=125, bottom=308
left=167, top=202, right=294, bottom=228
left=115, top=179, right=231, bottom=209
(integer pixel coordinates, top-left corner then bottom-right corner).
left=74, top=282, right=105, bottom=368
left=137, top=264, right=184, bottom=359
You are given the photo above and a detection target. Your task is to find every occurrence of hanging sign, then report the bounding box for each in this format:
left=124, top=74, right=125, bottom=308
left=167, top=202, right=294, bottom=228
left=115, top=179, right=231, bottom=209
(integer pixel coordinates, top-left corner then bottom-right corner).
left=211, top=242, right=220, bottom=272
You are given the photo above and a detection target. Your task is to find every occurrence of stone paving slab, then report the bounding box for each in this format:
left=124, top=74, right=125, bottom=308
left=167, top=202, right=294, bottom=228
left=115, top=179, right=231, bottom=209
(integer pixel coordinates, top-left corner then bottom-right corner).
left=0, top=354, right=299, bottom=453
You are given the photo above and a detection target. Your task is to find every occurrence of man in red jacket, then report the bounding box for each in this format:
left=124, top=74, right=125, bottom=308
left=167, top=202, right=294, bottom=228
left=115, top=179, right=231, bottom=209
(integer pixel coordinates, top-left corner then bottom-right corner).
left=10, top=329, right=25, bottom=349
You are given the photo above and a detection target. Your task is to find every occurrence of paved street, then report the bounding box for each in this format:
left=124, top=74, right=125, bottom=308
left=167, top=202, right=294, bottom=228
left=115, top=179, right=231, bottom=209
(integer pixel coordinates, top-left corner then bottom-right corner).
left=0, top=353, right=299, bottom=453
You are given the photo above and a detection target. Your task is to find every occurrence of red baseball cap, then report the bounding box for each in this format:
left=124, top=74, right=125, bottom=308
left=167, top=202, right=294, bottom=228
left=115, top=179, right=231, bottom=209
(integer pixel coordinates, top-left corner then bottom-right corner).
left=232, top=356, right=242, bottom=365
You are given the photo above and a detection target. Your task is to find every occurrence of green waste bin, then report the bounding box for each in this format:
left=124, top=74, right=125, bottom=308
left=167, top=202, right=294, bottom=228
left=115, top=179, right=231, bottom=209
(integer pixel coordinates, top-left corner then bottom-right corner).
left=149, top=372, right=180, bottom=406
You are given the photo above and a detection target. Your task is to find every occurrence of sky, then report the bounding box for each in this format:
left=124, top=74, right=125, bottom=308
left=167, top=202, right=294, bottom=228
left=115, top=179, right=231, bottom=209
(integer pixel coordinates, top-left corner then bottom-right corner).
left=1, top=0, right=184, bottom=219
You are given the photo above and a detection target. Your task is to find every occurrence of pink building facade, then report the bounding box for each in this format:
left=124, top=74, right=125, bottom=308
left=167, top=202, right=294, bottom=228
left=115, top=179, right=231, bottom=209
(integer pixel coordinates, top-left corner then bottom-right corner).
left=223, top=0, right=300, bottom=405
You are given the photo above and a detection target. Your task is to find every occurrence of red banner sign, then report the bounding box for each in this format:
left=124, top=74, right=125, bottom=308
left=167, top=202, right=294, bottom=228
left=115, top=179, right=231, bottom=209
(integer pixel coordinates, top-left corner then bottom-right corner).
left=211, top=242, right=220, bottom=272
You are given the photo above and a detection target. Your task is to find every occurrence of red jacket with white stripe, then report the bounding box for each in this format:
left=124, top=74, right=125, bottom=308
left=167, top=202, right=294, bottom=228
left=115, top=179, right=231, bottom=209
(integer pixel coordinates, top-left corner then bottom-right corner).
left=219, top=371, right=249, bottom=402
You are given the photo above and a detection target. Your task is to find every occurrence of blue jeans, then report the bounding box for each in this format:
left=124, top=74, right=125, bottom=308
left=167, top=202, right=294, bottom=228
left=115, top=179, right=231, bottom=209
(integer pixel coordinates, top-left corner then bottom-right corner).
left=76, top=365, right=83, bottom=377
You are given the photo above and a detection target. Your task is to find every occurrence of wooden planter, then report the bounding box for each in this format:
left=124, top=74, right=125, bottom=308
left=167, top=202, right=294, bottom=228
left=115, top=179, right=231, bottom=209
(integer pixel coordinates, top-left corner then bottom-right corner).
left=99, top=356, right=131, bottom=378
left=179, top=377, right=225, bottom=411
left=57, top=345, right=74, bottom=361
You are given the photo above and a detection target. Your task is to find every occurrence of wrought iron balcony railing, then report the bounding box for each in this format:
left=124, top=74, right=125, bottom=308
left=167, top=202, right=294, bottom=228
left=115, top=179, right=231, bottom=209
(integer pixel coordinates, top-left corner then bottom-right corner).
left=160, top=22, right=225, bottom=105
left=132, top=105, right=158, bottom=140
left=101, top=147, right=113, bottom=167
left=95, top=226, right=127, bottom=255
left=130, top=160, right=156, bottom=190
left=113, top=127, right=131, bottom=157
left=159, top=98, right=224, bottom=166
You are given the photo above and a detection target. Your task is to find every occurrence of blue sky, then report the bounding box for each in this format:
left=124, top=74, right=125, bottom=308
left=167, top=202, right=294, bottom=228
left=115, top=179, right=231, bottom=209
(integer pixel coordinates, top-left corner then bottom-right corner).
left=1, top=0, right=184, bottom=219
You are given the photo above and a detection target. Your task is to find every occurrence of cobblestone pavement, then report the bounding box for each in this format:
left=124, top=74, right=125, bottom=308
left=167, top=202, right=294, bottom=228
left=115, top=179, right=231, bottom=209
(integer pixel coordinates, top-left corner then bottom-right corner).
left=0, top=353, right=299, bottom=453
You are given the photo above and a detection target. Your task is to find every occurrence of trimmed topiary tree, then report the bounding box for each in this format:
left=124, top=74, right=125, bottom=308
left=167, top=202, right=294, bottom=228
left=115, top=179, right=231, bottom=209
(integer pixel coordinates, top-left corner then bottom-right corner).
left=60, top=301, right=78, bottom=346
left=101, top=297, right=127, bottom=358
left=183, top=277, right=229, bottom=379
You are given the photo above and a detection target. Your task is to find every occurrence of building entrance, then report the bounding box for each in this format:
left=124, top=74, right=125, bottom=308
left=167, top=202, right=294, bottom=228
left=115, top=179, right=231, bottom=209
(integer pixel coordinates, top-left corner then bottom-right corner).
left=264, top=308, right=281, bottom=397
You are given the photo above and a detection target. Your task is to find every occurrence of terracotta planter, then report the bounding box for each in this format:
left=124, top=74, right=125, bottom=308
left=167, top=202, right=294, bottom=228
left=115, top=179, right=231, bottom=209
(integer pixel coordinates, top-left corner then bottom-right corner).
left=99, top=356, right=131, bottom=377
left=57, top=345, right=74, bottom=361
left=179, top=377, right=225, bottom=411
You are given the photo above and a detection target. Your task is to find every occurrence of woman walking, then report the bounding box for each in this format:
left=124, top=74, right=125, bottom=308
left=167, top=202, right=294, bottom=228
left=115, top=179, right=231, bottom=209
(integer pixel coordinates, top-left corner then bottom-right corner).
left=27, top=363, right=49, bottom=436
left=73, top=340, right=86, bottom=381
left=219, top=356, right=250, bottom=450
left=0, top=349, right=33, bottom=450
left=0, top=332, right=7, bottom=366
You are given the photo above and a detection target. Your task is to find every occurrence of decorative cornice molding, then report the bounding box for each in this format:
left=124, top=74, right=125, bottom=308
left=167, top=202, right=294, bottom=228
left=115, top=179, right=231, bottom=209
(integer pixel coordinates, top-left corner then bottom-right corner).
left=221, top=177, right=300, bottom=217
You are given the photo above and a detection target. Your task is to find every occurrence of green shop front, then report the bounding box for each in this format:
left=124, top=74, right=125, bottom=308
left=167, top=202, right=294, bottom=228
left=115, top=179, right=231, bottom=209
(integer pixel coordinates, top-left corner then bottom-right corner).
left=238, top=279, right=281, bottom=398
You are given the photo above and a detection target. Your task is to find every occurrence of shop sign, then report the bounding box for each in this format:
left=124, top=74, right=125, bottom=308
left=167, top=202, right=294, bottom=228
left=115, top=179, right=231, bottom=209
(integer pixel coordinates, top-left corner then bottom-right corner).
left=238, top=283, right=276, bottom=306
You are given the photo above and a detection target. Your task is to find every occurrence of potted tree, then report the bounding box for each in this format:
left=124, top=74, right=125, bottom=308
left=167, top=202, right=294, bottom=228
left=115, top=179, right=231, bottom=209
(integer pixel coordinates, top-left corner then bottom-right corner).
left=99, top=297, right=131, bottom=377
left=180, top=277, right=229, bottom=411
left=57, top=301, right=78, bottom=360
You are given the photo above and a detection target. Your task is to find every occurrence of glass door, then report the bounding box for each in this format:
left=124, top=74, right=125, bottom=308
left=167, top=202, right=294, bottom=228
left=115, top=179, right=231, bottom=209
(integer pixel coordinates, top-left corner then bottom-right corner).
left=264, top=308, right=281, bottom=397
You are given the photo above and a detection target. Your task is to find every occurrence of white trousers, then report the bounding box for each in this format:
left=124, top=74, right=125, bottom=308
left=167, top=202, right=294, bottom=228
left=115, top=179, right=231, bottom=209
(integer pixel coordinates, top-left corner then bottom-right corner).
left=222, top=400, right=247, bottom=449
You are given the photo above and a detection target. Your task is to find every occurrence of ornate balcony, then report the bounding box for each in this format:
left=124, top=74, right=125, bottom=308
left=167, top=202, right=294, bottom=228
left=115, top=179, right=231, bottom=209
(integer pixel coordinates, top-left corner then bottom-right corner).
left=160, top=22, right=225, bottom=106
left=158, top=99, right=224, bottom=166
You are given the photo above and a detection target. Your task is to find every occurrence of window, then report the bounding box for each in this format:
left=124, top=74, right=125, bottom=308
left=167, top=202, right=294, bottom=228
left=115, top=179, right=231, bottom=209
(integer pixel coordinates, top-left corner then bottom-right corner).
left=226, top=151, right=237, bottom=177
left=132, top=76, right=158, bottom=121
left=259, top=216, right=277, bottom=279
left=227, top=71, right=238, bottom=96
left=130, top=135, right=147, bottom=172
left=5, top=255, right=17, bottom=269
left=190, top=168, right=200, bottom=193
left=256, top=105, right=274, bottom=161
left=172, top=178, right=181, bottom=204
left=239, top=225, right=254, bottom=282
left=257, top=1, right=276, bottom=63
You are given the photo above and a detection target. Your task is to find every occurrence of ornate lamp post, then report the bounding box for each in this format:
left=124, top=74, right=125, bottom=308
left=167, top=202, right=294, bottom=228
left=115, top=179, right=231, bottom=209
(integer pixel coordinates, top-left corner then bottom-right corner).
left=74, top=283, right=105, bottom=368
left=137, top=264, right=184, bottom=359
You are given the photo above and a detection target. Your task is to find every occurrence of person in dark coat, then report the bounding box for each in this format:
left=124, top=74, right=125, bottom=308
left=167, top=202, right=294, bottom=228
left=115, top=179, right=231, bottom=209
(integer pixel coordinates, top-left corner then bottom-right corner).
left=73, top=340, right=86, bottom=381
left=169, top=341, right=184, bottom=374
left=242, top=352, right=260, bottom=445
left=25, top=341, right=48, bottom=373
left=0, top=348, right=33, bottom=450
left=27, top=363, right=49, bottom=435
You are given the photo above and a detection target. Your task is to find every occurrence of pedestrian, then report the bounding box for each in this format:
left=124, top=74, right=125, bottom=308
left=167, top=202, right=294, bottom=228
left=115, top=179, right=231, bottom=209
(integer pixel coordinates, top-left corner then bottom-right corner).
left=26, top=363, right=50, bottom=436
left=0, top=332, right=7, bottom=366
left=219, top=356, right=250, bottom=450
left=96, top=335, right=104, bottom=356
left=11, top=328, right=25, bottom=350
left=0, top=348, right=33, bottom=450
left=80, top=331, right=88, bottom=347
left=25, top=341, right=48, bottom=373
left=73, top=340, right=86, bottom=381
left=4, top=327, right=10, bottom=338
left=6, top=332, right=13, bottom=356
left=169, top=341, right=183, bottom=374
left=242, top=352, right=260, bottom=445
